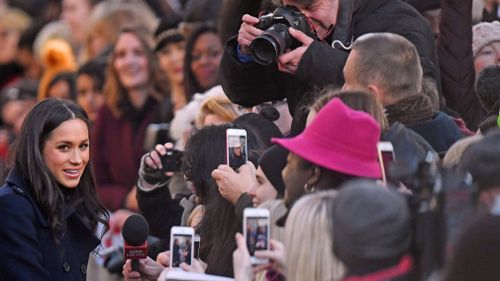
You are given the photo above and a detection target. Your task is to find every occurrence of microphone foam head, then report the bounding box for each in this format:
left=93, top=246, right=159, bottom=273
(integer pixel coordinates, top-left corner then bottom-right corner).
left=122, top=214, right=149, bottom=246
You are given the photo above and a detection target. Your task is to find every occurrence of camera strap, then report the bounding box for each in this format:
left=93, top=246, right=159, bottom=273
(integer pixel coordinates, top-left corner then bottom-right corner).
left=331, top=0, right=355, bottom=50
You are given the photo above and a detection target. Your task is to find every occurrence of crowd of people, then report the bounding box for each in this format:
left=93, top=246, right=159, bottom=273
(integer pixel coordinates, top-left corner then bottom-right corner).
left=0, top=0, right=499, bottom=280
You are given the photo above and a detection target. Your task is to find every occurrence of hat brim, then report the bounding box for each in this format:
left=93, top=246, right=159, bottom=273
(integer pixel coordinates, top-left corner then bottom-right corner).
left=272, top=135, right=381, bottom=179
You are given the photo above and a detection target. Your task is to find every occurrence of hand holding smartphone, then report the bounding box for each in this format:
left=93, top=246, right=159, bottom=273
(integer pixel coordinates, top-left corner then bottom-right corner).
left=170, top=227, right=195, bottom=269
left=226, top=129, right=248, bottom=171
left=243, top=208, right=270, bottom=265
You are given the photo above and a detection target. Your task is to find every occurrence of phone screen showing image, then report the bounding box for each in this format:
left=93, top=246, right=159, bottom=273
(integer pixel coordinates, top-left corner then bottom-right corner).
left=245, top=216, right=269, bottom=256
left=171, top=234, right=193, bottom=267
left=193, top=235, right=200, bottom=259
left=380, top=150, right=395, bottom=179
left=227, top=129, right=248, bottom=171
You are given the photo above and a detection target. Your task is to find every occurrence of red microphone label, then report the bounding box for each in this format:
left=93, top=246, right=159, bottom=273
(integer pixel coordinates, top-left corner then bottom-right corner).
left=124, top=242, right=148, bottom=259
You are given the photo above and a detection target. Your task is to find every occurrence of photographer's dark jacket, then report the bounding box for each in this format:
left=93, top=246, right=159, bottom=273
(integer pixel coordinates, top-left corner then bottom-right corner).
left=0, top=169, right=100, bottom=281
left=220, top=0, right=440, bottom=133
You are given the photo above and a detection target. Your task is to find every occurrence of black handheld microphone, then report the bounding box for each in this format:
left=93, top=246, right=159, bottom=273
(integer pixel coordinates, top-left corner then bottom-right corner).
left=122, top=214, right=150, bottom=272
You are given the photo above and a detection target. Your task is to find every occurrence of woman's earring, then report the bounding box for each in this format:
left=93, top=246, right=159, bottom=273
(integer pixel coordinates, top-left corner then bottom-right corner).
left=304, top=183, right=315, bottom=192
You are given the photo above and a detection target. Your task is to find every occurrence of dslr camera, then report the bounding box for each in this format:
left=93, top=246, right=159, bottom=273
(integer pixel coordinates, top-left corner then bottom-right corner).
left=251, top=5, right=318, bottom=65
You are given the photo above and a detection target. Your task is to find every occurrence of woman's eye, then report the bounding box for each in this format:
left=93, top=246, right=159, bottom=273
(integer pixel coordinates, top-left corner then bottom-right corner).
left=79, top=143, right=89, bottom=150
left=58, top=145, right=69, bottom=151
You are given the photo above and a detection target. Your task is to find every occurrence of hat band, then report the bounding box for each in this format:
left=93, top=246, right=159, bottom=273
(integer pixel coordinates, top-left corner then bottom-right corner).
left=156, top=28, right=182, bottom=45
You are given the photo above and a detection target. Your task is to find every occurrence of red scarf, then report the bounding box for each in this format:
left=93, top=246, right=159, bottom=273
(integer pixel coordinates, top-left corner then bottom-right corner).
left=342, top=255, right=413, bottom=281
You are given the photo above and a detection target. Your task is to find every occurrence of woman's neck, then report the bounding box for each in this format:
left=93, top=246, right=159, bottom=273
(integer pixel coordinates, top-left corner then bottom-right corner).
left=127, top=87, right=149, bottom=109
left=170, top=82, right=187, bottom=111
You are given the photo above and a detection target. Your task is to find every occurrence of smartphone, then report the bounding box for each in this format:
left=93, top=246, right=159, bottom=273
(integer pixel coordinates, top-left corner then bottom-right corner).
left=243, top=208, right=270, bottom=265
left=170, top=226, right=194, bottom=268
left=226, top=129, right=248, bottom=170
left=193, top=234, right=200, bottom=259
left=377, top=142, right=395, bottom=183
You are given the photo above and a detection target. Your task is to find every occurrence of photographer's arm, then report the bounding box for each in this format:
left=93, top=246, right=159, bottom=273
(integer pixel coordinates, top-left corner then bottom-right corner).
left=294, top=40, right=348, bottom=88
left=220, top=37, right=289, bottom=108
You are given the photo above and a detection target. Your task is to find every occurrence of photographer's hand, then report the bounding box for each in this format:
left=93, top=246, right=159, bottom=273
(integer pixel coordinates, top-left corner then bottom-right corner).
left=277, top=28, right=314, bottom=75
left=211, top=163, right=257, bottom=204
left=238, top=14, right=263, bottom=54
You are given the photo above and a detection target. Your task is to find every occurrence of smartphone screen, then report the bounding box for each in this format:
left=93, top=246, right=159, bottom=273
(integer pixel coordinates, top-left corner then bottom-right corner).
left=377, top=142, right=395, bottom=183
left=226, top=129, right=248, bottom=170
left=244, top=208, right=270, bottom=264
left=170, top=233, right=193, bottom=267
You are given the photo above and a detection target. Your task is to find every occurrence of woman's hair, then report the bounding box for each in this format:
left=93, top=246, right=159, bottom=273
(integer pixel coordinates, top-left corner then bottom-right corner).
left=183, top=24, right=220, bottom=99
left=195, top=95, right=241, bottom=127
left=297, top=153, right=355, bottom=192
left=12, top=98, right=109, bottom=240
left=183, top=124, right=264, bottom=276
left=311, top=87, right=388, bottom=130
left=103, top=27, right=168, bottom=117
left=83, top=0, right=158, bottom=61
left=47, top=71, right=77, bottom=100
left=77, top=59, right=106, bottom=92
left=286, top=190, right=345, bottom=281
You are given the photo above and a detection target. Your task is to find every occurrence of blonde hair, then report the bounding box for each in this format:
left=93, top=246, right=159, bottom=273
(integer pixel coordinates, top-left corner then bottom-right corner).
left=0, top=7, right=31, bottom=33
left=285, top=190, right=345, bottom=281
left=196, top=95, right=240, bottom=127
left=311, top=88, right=388, bottom=131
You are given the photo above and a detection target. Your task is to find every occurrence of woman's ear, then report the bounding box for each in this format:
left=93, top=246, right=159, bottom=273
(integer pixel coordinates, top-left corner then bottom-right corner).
left=306, top=166, right=321, bottom=187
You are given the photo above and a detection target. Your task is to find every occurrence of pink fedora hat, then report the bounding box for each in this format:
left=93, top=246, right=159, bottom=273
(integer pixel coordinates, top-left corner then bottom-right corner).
left=272, top=98, right=381, bottom=178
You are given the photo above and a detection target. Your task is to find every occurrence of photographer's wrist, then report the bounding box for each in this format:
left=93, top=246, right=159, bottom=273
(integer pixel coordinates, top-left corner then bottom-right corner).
left=236, top=44, right=253, bottom=63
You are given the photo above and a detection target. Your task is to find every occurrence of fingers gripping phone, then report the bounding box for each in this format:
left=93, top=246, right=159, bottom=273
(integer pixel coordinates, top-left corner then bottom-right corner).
left=170, top=227, right=195, bottom=268
left=377, top=142, right=395, bottom=184
left=243, top=208, right=270, bottom=265
left=226, top=129, right=248, bottom=171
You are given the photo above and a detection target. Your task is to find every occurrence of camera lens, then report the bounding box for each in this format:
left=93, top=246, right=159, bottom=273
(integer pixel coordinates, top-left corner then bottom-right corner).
left=251, top=24, right=290, bottom=65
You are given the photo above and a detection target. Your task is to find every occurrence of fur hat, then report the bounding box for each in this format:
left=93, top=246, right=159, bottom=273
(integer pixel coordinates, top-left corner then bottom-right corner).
left=38, top=38, right=77, bottom=100
left=472, top=21, right=500, bottom=57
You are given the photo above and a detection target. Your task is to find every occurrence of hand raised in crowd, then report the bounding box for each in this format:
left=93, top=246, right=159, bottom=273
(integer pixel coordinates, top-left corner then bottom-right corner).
left=211, top=162, right=257, bottom=204
left=277, top=28, right=314, bottom=75
left=122, top=257, right=164, bottom=281
left=233, top=233, right=254, bottom=281
left=238, top=14, right=264, bottom=54
left=139, top=143, right=175, bottom=186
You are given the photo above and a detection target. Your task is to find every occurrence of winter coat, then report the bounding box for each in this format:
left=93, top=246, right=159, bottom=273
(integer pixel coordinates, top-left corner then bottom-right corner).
left=438, top=0, right=486, bottom=130
left=0, top=169, right=100, bottom=281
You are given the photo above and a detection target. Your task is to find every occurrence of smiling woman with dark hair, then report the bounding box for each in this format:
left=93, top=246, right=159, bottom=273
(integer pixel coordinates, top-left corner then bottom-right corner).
left=0, top=98, right=108, bottom=281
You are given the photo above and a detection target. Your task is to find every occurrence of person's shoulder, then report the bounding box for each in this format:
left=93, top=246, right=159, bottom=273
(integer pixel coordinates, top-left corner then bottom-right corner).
left=0, top=184, right=37, bottom=224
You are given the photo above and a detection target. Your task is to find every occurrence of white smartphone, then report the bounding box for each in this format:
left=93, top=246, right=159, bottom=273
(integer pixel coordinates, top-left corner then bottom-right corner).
left=243, top=208, right=270, bottom=265
left=377, top=142, right=395, bottom=183
left=226, top=129, right=248, bottom=170
left=169, top=226, right=195, bottom=268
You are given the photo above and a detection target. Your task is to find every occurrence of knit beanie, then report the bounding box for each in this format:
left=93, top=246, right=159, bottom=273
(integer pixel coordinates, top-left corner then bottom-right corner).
left=258, top=145, right=287, bottom=197
left=332, top=180, right=411, bottom=268
left=472, top=21, right=500, bottom=57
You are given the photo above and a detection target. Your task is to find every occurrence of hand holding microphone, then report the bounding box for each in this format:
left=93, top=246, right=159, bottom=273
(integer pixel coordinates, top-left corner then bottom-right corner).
left=122, top=214, right=164, bottom=281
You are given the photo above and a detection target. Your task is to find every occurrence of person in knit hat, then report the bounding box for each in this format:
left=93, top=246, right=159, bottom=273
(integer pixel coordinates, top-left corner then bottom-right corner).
left=472, top=21, right=500, bottom=74
left=332, top=179, right=414, bottom=281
